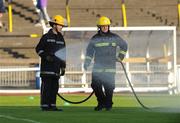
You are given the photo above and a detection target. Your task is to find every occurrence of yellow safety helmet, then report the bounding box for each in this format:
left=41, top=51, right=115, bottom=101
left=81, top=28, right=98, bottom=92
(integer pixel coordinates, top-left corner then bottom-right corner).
left=97, top=16, right=111, bottom=26
left=49, top=15, right=66, bottom=27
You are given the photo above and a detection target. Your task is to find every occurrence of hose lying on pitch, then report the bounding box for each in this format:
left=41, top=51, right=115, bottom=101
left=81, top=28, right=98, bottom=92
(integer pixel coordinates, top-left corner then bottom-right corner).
left=57, top=61, right=149, bottom=109
left=120, top=61, right=149, bottom=109
left=57, top=91, right=94, bottom=104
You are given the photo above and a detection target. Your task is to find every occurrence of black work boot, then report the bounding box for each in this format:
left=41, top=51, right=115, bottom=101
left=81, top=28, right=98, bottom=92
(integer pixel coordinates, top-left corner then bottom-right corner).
left=105, top=102, right=113, bottom=111
left=51, top=106, right=63, bottom=111
left=42, top=106, right=63, bottom=111
left=41, top=107, right=51, bottom=111
left=41, top=105, right=51, bottom=111
left=105, top=106, right=112, bottom=111
left=94, top=104, right=105, bottom=111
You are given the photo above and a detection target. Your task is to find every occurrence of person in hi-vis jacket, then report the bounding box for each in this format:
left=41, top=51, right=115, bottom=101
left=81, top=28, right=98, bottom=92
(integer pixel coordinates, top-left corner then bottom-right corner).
left=84, top=16, right=128, bottom=111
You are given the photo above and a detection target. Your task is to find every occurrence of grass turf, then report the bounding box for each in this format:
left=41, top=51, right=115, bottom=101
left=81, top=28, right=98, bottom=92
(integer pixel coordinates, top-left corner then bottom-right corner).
left=0, top=94, right=180, bottom=123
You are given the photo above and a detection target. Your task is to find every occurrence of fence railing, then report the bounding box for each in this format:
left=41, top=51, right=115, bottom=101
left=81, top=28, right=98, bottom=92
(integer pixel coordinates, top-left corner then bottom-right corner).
left=0, top=66, right=39, bottom=88
left=0, top=65, right=178, bottom=94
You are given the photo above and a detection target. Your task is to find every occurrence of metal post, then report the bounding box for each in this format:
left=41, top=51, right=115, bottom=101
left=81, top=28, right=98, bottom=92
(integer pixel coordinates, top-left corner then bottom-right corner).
left=66, top=0, right=71, bottom=27
left=121, top=0, right=127, bottom=27
left=8, top=0, right=13, bottom=32
left=178, top=0, right=180, bottom=27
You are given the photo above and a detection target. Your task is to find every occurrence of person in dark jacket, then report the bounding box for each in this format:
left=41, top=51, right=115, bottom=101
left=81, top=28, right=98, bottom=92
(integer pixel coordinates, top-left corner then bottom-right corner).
left=36, top=15, right=66, bottom=111
left=84, top=16, right=128, bottom=111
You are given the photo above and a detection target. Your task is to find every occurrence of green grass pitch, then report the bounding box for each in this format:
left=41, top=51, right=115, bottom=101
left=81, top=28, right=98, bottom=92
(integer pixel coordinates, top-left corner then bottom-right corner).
left=0, top=93, right=180, bottom=123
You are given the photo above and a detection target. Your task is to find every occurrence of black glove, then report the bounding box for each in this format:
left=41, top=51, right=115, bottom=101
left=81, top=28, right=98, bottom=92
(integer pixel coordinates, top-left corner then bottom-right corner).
left=40, top=52, right=54, bottom=62
left=60, top=68, right=65, bottom=76
left=46, top=55, right=54, bottom=62
left=54, top=56, right=66, bottom=67
left=117, top=54, right=125, bottom=62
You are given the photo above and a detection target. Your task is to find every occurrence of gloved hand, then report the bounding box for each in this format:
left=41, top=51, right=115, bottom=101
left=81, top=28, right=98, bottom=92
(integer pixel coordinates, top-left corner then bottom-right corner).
left=46, top=55, right=54, bottom=62
left=117, top=58, right=122, bottom=62
left=117, top=54, right=125, bottom=62
left=56, top=57, right=66, bottom=68
left=60, top=68, right=65, bottom=76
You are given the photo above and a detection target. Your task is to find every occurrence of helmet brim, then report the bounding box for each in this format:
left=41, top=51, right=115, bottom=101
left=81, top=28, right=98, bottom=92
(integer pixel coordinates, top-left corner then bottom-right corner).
left=49, top=21, right=65, bottom=27
left=97, top=24, right=110, bottom=27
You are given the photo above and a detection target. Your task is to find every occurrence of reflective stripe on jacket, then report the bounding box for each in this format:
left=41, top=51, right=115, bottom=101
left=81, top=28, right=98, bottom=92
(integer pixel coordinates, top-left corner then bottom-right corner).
left=84, top=30, right=128, bottom=72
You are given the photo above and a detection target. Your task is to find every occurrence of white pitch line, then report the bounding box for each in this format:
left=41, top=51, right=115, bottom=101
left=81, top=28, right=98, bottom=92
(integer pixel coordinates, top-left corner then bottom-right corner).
left=0, top=114, right=42, bottom=123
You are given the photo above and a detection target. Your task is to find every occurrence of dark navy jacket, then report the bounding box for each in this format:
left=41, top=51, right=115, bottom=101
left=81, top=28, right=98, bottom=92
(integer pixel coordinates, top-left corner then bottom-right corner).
left=84, top=30, right=127, bottom=73
left=36, top=29, right=66, bottom=77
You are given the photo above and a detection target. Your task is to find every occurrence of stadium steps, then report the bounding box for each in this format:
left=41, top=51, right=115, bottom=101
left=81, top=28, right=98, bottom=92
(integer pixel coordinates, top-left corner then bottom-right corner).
left=5, top=0, right=41, bottom=33
left=47, top=0, right=66, bottom=18
left=0, top=0, right=41, bottom=66
left=12, top=48, right=38, bottom=59
left=47, top=0, right=178, bottom=27
left=68, top=0, right=122, bottom=26
left=0, top=49, right=14, bottom=58
left=125, top=0, right=177, bottom=26
left=0, top=36, right=39, bottom=65
left=2, top=48, right=29, bottom=59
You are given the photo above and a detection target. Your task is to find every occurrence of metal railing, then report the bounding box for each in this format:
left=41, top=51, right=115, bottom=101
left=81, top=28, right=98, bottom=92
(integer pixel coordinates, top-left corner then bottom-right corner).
left=0, top=66, right=38, bottom=88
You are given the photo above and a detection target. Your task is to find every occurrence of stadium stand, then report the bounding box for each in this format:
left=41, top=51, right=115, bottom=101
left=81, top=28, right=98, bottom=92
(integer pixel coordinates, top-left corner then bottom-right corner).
left=0, top=0, right=179, bottom=90
left=0, top=0, right=179, bottom=66
left=0, top=0, right=41, bottom=66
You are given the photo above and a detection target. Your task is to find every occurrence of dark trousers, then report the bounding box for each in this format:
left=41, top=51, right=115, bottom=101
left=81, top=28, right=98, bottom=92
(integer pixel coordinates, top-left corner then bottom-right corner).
left=40, top=76, right=59, bottom=109
left=91, top=72, right=115, bottom=108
